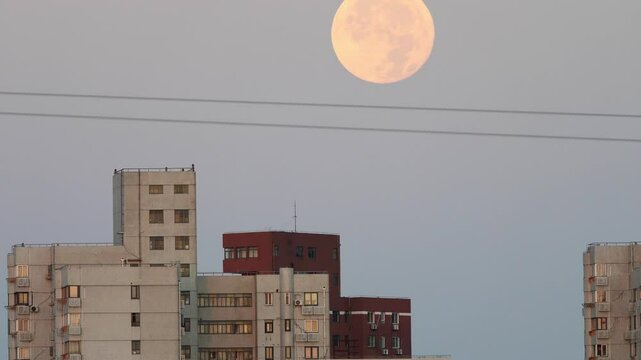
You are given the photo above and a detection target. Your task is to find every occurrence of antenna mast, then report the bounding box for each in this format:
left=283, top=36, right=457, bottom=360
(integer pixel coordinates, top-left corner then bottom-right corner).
left=294, top=202, right=297, bottom=232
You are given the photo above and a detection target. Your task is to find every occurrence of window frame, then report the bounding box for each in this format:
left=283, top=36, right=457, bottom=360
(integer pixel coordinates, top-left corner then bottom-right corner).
left=131, top=312, right=141, bottom=327
left=149, top=185, right=163, bottom=194
left=265, top=320, right=274, bottom=333
left=304, top=346, right=319, bottom=359
left=175, top=236, right=190, bottom=250
left=174, top=209, right=190, bottom=223
left=308, top=247, right=316, bottom=259
left=296, top=246, right=304, bottom=258
left=304, top=319, right=319, bottom=333
left=265, top=346, right=274, bottom=360
left=15, top=292, right=29, bottom=305
left=131, top=285, right=140, bottom=299
left=149, top=209, right=164, bottom=224
left=132, top=340, right=141, bottom=355
left=149, top=236, right=164, bottom=250
left=265, top=292, right=273, bottom=306
left=304, top=292, right=318, bottom=306
left=285, top=319, right=291, bottom=332
left=16, top=265, right=28, bottom=278
left=174, top=184, right=189, bottom=194
left=367, top=335, right=376, bottom=348
left=180, top=264, right=190, bottom=277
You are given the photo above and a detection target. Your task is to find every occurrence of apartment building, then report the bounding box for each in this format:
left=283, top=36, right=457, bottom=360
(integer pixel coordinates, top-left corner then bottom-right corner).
left=583, top=242, right=641, bottom=360
left=222, top=231, right=412, bottom=358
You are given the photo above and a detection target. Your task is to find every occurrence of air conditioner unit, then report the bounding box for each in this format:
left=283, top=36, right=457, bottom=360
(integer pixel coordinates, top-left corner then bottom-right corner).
left=67, top=298, right=81, bottom=307
left=596, top=330, right=610, bottom=339
left=396, top=349, right=403, bottom=355
left=595, top=277, right=608, bottom=286
left=17, top=306, right=30, bottom=315
left=16, top=278, right=30, bottom=287
left=370, top=323, right=378, bottom=330
left=295, top=299, right=303, bottom=306
left=294, top=294, right=303, bottom=306
left=382, top=349, right=389, bottom=355
left=18, top=332, right=32, bottom=342
left=30, top=306, right=40, bottom=313
left=69, top=354, right=82, bottom=360
left=392, top=323, right=399, bottom=331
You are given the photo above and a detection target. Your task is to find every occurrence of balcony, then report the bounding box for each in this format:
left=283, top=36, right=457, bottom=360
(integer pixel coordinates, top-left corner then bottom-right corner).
left=307, top=333, right=320, bottom=342
left=67, top=298, right=81, bottom=307
left=295, top=333, right=309, bottom=342
left=16, top=306, right=30, bottom=315
left=302, top=306, right=324, bottom=315
left=16, top=278, right=29, bottom=287
left=17, top=332, right=32, bottom=342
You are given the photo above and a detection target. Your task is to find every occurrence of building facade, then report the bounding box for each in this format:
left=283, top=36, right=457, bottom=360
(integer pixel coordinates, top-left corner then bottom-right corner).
left=583, top=242, right=641, bottom=360
left=222, top=232, right=411, bottom=358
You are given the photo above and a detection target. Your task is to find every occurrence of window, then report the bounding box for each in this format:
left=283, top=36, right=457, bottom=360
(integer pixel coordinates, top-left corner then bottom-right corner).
left=265, top=292, right=273, bottom=305
left=149, top=236, right=164, bottom=250
left=265, top=320, right=274, bottom=333
left=285, top=346, right=292, bottom=359
left=332, top=311, right=339, bottom=323
left=183, top=318, right=191, bottom=332
left=175, top=209, right=190, bottom=223
left=333, top=273, right=340, bottom=286
left=131, top=312, right=140, bottom=327
left=308, top=247, right=316, bottom=259
left=596, top=344, right=608, bottom=357
left=67, top=313, right=81, bottom=326
left=15, top=292, right=29, bottom=305
left=332, top=335, right=340, bottom=347
left=381, top=312, right=386, bottom=323
left=16, top=318, right=29, bottom=331
left=265, top=347, right=274, bottom=360
left=332, top=248, right=338, bottom=260
left=16, top=265, right=28, bottom=278
left=182, top=346, right=192, bottom=359
left=273, top=245, right=279, bottom=256
left=595, top=263, right=607, bottom=276
left=392, top=312, right=399, bottom=324
left=17, top=347, right=29, bottom=360
left=181, top=291, right=190, bottom=305
left=595, top=290, right=607, bottom=303
left=132, top=340, right=141, bottom=355
left=632, top=316, right=637, bottom=330
left=62, top=285, right=80, bottom=299
left=380, top=336, right=386, bottom=349
left=198, top=321, right=252, bottom=334
left=131, top=285, right=140, bottom=299
left=368, top=335, right=376, bottom=348
left=304, top=292, right=318, bottom=306
left=65, top=341, right=81, bottom=354
left=392, top=337, right=400, bottom=349
left=224, top=248, right=235, bottom=259
left=632, top=343, right=638, bottom=358
left=595, top=317, right=608, bottom=330
left=199, top=348, right=252, bottom=360
left=367, top=312, right=374, bottom=324
left=344, top=311, right=350, bottom=322
left=248, top=247, right=258, bottom=258
left=180, top=264, right=190, bottom=277
left=198, top=293, right=252, bottom=307
left=296, top=246, right=304, bottom=258
left=174, top=184, right=189, bottom=194
left=285, top=293, right=290, bottom=305
left=149, top=210, right=164, bottom=224
left=237, top=247, right=247, bottom=259
left=149, top=185, right=163, bottom=194
left=285, top=319, right=291, bottom=332
left=304, top=320, right=319, bottom=333
left=304, top=347, right=319, bottom=359
left=176, top=236, right=190, bottom=250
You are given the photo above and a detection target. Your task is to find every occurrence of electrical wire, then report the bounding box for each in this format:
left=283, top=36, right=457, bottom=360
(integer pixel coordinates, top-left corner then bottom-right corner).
left=1, top=110, right=641, bottom=143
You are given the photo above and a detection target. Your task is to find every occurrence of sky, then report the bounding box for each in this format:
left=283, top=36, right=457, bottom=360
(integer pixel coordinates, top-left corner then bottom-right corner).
left=1, top=1, right=641, bottom=359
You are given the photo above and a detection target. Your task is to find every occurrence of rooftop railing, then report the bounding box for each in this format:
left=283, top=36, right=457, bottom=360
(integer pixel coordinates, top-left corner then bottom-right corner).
left=12, top=242, right=113, bottom=249
left=588, top=242, right=641, bottom=247
left=115, top=165, right=195, bottom=174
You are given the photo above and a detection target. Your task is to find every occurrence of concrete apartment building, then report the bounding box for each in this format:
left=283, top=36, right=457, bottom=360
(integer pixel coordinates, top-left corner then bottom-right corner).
left=6, top=167, right=331, bottom=360
left=583, top=242, right=641, bottom=360
left=222, top=231, right=411, bottom=358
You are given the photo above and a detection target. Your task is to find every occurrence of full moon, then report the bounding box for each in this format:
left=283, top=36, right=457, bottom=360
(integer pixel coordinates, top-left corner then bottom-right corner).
left=331, top=0, right=435, bottom=84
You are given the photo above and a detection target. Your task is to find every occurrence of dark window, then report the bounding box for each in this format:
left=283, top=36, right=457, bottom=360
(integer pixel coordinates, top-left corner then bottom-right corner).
left=368, top=335, right=376, bottom=348
left=131, top=313, right=140, bottom=327
left=296, top=246, right=304, bottom=258
left=15, top=292, right=29, bottom=305
left=175, top=209, right=189, bottom=223
left=180, top=264, right=190, bottom=277
left=332, top=247, right=339, bottom=260
left=149, top=185, right=163, bottom=194
left=175, top=236, right=190, bottom=250
left=332, top=311, right=339, bottom=323
left=132, top=340, right=141, bottom=354
left=333, top=335, right=340, bottom=347
left=198, top=321, right=252, bottom=334
left=273, top=244, right=279, bottom=256
left=184, top=318, right=191, bottom=332
left=131, top=285, right=140, bottom=299
left=149, top=236, right=164, bottom=250
left=285, top=319, right=291, bottom=332
left=308, top=247, right=316, bottom=259
left=149, top=210, right=164, bottom=224
left=265, top=320, right=273, bottom=333
left=181, top=291, right=190, bottom=305
left=174, top=184, right=189, bottom=194
left=182, top=346, right=192, bottom=359
left=333, top=273, right=340, bottom=286
left=344, top=311, right=350, bottom=322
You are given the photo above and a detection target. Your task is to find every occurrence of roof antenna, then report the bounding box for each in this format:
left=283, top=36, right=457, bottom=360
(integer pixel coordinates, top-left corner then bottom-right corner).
left=293, top=201, right=298, bottom=233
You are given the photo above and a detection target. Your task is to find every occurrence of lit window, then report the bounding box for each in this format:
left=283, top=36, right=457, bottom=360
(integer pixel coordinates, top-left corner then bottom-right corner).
left=131, top=312, right=140, bottom=327
left=265, top=320, right=274, bottom=333
left=16, top=265, right=28, bottom=278
left=285, top=319, right=291, bottom=332
left=198, top=321, right=252, bottom=334
left=149, top=236, right=164, bottom=250
left=304, top=346, right=319, bottom=359
left=224, top=248, right=235, bottom=259
left=62, top=285, right=80, bottom=299
left=265, top=347, right=274, bottom=360
left=237, top=247, right=247, bottom=259
left=175, top=236, right=190, bottom=250
left=131, top=285, right=140, bottom=299
left=67, top=313, right=81, bottom=326
left=65, top=341, right=81, bottom=354
left=149, top=210, right=164, bottom=224
left=181, top=291, right=190, bottom=305
left=308, top=247, right=316, bottom=259
left=392, top=337, right=400, bottom=349
left=265, top=292, right=273, bottom=305
left=296, top=246, right=304, bottom=258
left=304, top=292, right=318, bottom=306
left=304, top=320, right=319, bottom=333
left=368, top=335, right=376, bottom=348
left=17, top=347, right=29, bottom=359
left=174, top=184, right=189, bottom=194
left=15, top=292, right=29, bottom=305
left=285, top=346, right=292, bottom=359
left=132, top=340, right=141, bottom=355
left=595, top=290, right=607, bottom=303
left=248, top=247, right=258, bottom=258
left=149, top=185, right=163, bottom=194
left=595, top=263, right=607, bottom=276
left=174, top=209, right=189, bottom=223
left=16, top=318, right=29, bottom=331
left=180, top=264, right=190, bottom=277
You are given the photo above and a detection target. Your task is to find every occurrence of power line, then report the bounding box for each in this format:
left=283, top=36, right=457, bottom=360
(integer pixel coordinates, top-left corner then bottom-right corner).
left=2, top=110, right=641, bottom=144
left=1, top=90, right=641, bottom=119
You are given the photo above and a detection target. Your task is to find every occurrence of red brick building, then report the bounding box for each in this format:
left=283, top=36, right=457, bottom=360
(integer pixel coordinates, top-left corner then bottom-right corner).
left=222, top=231, right=411, bottom=358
